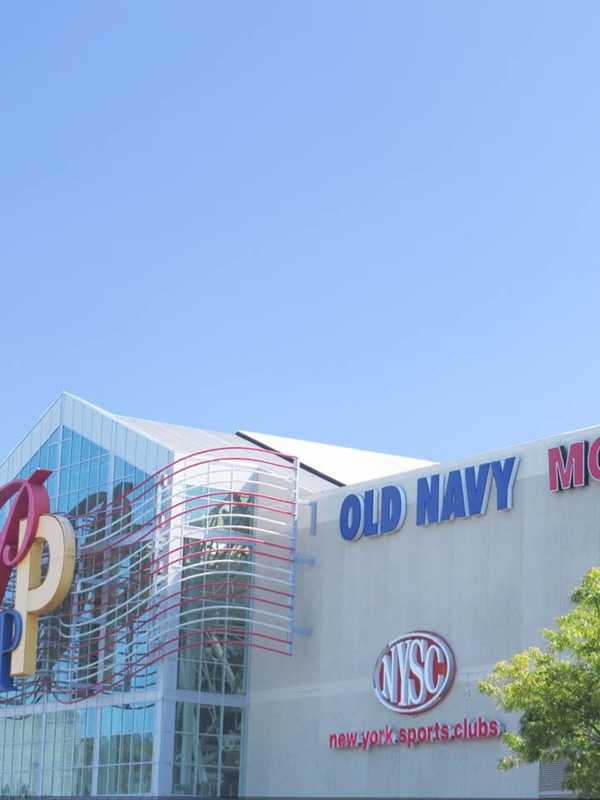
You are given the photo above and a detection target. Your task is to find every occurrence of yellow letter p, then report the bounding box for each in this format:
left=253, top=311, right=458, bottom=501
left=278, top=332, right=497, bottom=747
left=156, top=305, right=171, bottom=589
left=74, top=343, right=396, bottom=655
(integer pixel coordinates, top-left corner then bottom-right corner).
left=11, top=515, right=76, bottom=676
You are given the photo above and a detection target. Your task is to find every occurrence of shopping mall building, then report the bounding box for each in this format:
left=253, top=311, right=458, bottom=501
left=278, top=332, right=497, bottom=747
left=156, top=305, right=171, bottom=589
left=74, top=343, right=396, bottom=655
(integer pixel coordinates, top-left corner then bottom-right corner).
left=0, top=391, right=595, bottom=798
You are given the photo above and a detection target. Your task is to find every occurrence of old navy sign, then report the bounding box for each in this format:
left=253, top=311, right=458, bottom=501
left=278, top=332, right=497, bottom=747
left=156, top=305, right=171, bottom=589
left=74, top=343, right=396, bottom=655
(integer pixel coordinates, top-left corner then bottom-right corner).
left=339, top=457, right=520, bottom=541
left=339, top=485, right=407, bottom=541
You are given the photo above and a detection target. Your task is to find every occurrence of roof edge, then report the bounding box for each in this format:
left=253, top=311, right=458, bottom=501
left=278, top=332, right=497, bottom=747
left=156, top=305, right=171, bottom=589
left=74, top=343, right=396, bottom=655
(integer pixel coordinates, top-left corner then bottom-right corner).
left=235, top=431, right=345, bottom=488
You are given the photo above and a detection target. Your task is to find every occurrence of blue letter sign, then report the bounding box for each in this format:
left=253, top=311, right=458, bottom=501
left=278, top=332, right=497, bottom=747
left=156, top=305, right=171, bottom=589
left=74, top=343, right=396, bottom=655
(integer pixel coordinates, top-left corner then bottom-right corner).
left=0, top=609, right=22, bottom=691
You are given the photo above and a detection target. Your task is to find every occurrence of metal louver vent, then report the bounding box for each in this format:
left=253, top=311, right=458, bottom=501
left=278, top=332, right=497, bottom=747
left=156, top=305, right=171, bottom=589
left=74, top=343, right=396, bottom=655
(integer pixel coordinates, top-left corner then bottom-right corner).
left=539, top=759, right=572, bottom=798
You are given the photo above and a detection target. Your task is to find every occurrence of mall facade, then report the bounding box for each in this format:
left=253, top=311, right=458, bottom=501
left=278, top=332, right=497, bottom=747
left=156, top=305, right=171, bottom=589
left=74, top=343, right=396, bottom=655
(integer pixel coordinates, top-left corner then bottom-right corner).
left=0, top=391, right=594, bottom=797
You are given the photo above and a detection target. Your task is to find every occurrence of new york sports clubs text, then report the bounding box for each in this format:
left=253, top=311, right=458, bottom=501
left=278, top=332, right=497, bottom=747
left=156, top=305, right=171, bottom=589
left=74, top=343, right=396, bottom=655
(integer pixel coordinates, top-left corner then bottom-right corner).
left=329, top=717, right=503, bottom=752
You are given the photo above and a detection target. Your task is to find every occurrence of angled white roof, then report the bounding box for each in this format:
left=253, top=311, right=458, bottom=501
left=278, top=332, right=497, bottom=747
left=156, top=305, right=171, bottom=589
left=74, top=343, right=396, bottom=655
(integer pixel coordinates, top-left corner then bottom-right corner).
left=116, top=415, right=244, bottom=454
left=238, top=430, right=436, bottom=485
left=0, top=391, right=436, bottom=491
left=114, top=416, right=436, bottom=486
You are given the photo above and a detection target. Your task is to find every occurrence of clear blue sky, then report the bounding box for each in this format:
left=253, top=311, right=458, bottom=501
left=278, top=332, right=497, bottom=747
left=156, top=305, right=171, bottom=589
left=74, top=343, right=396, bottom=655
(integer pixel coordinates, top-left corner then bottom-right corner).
left=2, top=1, right=600, bottom=465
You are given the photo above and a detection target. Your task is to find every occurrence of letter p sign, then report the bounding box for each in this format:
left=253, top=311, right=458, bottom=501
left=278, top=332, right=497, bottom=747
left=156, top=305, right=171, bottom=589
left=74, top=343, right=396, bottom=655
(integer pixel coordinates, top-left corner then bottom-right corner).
left=0, top=610, right=22, bottom=690
left=11, top=515, right=75, bottom=677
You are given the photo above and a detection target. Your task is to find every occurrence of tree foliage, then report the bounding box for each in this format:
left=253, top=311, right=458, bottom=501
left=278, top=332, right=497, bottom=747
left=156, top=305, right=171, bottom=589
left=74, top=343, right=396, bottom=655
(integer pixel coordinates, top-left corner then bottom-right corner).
left=479, top=568, right=600, bottom=798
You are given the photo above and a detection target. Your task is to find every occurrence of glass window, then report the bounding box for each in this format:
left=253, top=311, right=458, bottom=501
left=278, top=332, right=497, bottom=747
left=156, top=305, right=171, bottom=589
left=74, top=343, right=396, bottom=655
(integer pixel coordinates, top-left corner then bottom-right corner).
left=85, top=708, right=96, bottom=738
left=199, top=705, right=220, bottom=736
left=221, top=768, right=240, bottom=798
left=128, top=762, right=141, bottom=794
left=111, top=706, right=123, bottom=735
left=173, top=703, right=241, bottom=798
left=141, top=763, right=152, bottom=794
left=97, top=766, right=108, bottom=795
left=107, top=764, right=118, bottom=794
left=96, top=703, right=154, bottom=795
left=109, top=734, right=119, bottom=764
left=120, top=733, right=131, bottom=764
left=223, top=708, right=241, bottom=736
left=118, top=764, right=130, bottom=794
left=142, top=730, right=153, bottom=762
left=196, top=768, right=219, bottom=798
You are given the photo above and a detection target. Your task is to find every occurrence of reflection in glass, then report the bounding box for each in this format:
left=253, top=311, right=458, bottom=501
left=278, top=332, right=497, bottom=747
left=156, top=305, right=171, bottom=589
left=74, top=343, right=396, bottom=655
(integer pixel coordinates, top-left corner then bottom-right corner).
left=172, top=702, right=241, bottom=797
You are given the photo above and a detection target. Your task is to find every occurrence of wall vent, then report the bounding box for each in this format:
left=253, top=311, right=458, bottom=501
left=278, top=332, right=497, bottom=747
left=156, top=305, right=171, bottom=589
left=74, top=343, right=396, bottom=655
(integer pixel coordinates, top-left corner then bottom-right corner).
left=539, top=760, right=572, bottom=798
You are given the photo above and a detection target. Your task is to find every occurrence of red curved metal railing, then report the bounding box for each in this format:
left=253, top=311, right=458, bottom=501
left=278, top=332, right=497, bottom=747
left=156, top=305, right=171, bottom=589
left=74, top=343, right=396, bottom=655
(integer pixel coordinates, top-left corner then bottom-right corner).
left=2, top=446, right=300, bottom=704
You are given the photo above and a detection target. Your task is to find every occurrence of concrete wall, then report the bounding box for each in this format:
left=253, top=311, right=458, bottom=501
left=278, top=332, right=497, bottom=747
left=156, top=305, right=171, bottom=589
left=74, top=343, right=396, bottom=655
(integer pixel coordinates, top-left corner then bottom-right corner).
left=243, top=424, right=600, bottom=798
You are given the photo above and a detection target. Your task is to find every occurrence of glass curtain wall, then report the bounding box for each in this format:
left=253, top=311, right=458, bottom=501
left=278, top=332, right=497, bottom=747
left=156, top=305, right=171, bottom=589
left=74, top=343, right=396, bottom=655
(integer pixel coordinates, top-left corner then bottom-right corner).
left=0, top=424, right=162, bottom=797
left=98, top=704, right=154, bottom=795
left=174, top=487, right=253, bottom=798
left=0, top=420, right=254, bottom=798
left=0, top=426, right=155, bottom=705
left=177, top=489, right=253, bottom=696
left=0, top=708, right=95, bottom=797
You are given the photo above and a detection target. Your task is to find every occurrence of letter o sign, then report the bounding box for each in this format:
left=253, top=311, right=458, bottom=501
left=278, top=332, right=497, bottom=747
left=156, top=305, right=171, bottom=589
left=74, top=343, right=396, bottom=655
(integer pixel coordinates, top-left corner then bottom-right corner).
left=339, top=494, right=363, bottom=541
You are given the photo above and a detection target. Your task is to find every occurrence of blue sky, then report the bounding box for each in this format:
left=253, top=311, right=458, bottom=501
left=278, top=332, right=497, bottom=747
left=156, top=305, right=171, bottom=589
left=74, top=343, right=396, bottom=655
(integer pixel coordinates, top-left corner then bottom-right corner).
left=2, top=1, right=600, bottom=465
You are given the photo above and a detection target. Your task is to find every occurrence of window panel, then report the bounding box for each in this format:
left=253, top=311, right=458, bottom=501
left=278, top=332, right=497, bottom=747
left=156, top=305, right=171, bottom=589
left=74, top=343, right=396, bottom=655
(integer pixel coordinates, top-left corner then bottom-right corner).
left=61, top=438, right=72, bottom=467
left=198, top=735, right=219, bottom=767
left=118, top=764, right=130, bottom=794
left=222, top=738, right=241, bottom=769
left=99, top=736, right=109, bottom=765
left=52, top=770, right=64, bottom=796
left=174, top=733, right=191, bottom=767
left=83, top=737, right=94, bottom=767
left=71, top=434, right=82, bottom=465
left=109, top=735, right=119, bottom=764
left=195, top=767, right=219, bottom=798
left=129, top=761, right=141, bottom=794
left=199, top=705, right=220, bottom=736
left=86, top=708, right=96, bottom=736
left=142, top=730, right=153, bottom=762
left=107, top=763, right=119, bottom=794
left=141, top=763, right=152, bottom=794
left=123, top=705, right=134, bottom=734
left=221, top=768, right=240, bottom=798
left=81, top=766, right=92, bottom=796
left=201, top=662, right=224, bottom=694
left=177, top=764, right=195, bottom=794
left=111, top=706, right=123, bottom=735
left=120, top=733, right=131, bottom=764
left=223, top=708, right=242, bottom=736
left=172, top=703, right=241, bottom=798
left=97, top=765, right=108, bottom=795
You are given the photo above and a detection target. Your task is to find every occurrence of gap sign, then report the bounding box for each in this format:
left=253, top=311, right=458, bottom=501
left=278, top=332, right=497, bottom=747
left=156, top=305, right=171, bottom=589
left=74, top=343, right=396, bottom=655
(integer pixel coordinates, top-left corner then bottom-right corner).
left=339, top=457, right=519, bottom=541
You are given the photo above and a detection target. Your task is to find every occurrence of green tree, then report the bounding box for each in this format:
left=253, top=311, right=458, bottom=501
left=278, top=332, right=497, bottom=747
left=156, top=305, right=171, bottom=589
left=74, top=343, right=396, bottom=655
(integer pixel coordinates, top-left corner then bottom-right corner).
left=480, top=568, right=600, bottom=798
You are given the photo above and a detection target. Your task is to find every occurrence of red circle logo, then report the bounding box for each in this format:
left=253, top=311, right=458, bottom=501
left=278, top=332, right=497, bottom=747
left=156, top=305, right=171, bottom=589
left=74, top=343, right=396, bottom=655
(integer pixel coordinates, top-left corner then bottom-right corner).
left=373, top=631, right=456, bottom=714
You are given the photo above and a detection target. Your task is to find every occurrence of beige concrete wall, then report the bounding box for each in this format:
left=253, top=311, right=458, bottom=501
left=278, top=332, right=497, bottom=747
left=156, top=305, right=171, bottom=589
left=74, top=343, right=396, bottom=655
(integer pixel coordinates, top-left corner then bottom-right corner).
left=244, top=424, right=600, bottom=797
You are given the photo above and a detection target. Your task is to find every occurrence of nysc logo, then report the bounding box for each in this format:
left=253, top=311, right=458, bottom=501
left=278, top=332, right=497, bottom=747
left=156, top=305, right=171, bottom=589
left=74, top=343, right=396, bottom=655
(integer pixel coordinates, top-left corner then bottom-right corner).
left=373, top=631, right=456, bottom=714
left=0, top=470, right=75, bottom=690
